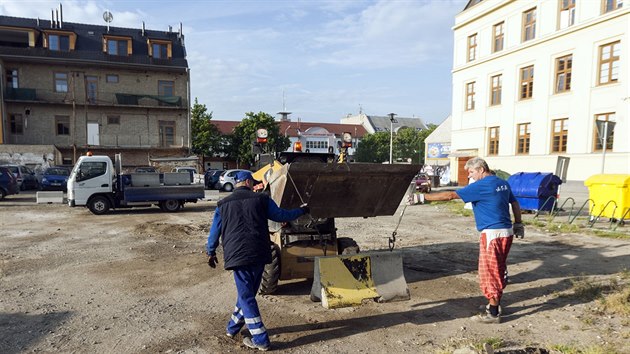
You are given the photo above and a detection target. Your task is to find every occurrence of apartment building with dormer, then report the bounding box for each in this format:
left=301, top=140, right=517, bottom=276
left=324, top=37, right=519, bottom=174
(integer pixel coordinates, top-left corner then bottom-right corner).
left=0, top=12, right=190, bottom=168
left=450, top=0, right=628, bottom=184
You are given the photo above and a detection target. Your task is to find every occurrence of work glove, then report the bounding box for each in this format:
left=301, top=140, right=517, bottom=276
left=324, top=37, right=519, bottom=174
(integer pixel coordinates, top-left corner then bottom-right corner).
left=513, top=223, right=525, bottom=239
left=207, top=255, right=219, bottom=269
left=300, top=203, right=310, bottom=215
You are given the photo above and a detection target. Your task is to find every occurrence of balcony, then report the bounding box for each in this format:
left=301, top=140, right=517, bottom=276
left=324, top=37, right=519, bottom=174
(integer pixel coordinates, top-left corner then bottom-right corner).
left=115, top=93, right=183, bottom=107
left=4, top=87, right=37, bottom=101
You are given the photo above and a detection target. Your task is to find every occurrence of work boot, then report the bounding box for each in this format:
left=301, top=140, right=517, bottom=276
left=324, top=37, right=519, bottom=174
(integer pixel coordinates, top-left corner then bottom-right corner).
left=478, top=304, right=503, bottom=315
left=472, top=311, right=501, bottom=324
left=243, top=337, right=270, bottom=351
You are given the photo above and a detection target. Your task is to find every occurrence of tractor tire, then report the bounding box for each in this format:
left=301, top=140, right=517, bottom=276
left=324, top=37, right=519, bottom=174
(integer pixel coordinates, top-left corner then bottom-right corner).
left=337, top=237, right=360, bottom=255
left=160, top=199, right=181, bottom=212
left=88, top=196, right=110, bottom=215
left=259, top=244, right=281, bottom=295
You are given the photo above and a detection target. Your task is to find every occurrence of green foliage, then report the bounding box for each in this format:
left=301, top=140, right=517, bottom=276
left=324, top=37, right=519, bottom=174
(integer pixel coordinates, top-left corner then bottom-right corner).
left=354, top=131, right=391, bottom=163
left=190, top=98, right=222, bottom=156
left=354, top=123, right=438, bottom=164
left=230, top=112, right=290, bottom=165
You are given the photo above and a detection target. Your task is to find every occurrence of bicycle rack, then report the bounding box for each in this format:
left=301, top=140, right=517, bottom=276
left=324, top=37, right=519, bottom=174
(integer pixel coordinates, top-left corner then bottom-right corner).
left=569, top=199, right=595, bottom=225
left=534, top=196, right=558, bottom=219
left=588, top=200, right=617, bottom=228
left=612, top=207, right=629, bottom=232
left=550, top=197, right=575, bottom=222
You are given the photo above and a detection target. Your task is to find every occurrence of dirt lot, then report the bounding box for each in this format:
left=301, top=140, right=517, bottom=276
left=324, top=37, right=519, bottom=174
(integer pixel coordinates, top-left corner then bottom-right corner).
left=1, top=191, right=629, bottom=353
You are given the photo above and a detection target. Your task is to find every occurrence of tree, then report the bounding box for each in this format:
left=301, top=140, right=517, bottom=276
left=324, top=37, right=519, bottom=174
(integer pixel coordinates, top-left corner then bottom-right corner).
left=190, top=98, right=222, bottom=156
left=354, top=132, right=391, bottom=163
left=230, top=112, right=290, bottom=166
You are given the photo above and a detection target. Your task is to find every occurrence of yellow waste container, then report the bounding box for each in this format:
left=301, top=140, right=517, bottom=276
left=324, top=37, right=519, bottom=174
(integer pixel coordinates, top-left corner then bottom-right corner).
left=584, top=174, right=630, bottom=220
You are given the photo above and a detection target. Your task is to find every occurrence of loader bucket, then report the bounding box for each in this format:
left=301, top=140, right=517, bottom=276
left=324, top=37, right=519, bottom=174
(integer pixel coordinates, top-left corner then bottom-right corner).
left=310, top=251, right=410, bottom=309
left=267, top=162, right=420, bottom=218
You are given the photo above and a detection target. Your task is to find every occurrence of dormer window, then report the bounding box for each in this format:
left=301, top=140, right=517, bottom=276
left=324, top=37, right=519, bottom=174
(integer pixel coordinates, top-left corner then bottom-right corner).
left=43, top=30, right=76, bottom=51
left=103, top=35, right=132, bottom=56
left=148, top=39, right=172, bottom=59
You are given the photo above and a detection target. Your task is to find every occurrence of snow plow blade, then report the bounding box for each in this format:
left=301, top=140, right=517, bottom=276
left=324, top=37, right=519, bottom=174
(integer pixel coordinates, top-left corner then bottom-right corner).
left=268, top=162, right=419, bottom=218
left=310, top=251, right=410, bottom=309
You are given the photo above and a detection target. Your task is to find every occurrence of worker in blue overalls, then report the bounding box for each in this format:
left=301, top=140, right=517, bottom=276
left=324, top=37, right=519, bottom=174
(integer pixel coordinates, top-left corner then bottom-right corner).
left=207, top=171, right=308, bottom=351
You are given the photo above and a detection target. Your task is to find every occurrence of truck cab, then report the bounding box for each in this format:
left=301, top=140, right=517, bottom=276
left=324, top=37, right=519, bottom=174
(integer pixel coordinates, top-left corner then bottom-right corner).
left=67, top=155, right=113, bottom=207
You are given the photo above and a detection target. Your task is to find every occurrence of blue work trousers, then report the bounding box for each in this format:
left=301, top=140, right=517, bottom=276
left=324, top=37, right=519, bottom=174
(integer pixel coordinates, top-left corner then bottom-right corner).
left=226, top=263, right=270, bottom=346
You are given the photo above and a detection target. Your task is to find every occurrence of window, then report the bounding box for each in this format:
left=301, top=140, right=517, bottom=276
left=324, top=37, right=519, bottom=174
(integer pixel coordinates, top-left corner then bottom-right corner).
left=85, top=76, right=98, bottom=104
left=522, top=8, right=536, bottom=42
left=6, top=69, right=18, bottom=88
left=54, top=72, right=68, bottom=92
left=517, top=123, right=530, bottom=154
left=598, top=41, right=620, bottom=85
left=10, top=114, right=23, bottom=134
left=76, top=161, right=107, bottom=182
left=490, top=74, right=502, bottom=106
left=55, top=115, right=70, bottom=135
left=467, top=34, right=477, bottom=62
left=159, top=120, right=176, bottom=147
left=158, top=80, right=174, bottom=96
left=148, top=39, right=172, bottom=59
left=107, top=115, right=120, bottom=125
left=103, top=36, right=131, bottom=56
left=520, top=66, right=534, bottom=100
left=602, top=0, right=623, bottom=13
left=493, top=22, right=504, bottom=53
left=593, top=113, right=615, bottom=151
left=488, top=127, right=500, bottom=155
left=305, top=140, right=329, bottom=150
left=551, top=118, right=568, bottom=153
left=49, top=34, right=70, bottom=51
left=106, top=74, right=119, bottom=83
left=555, top=55, right=572, bottom=93
left=559, top=0, right=576, bottom=29
left=465, top=82, right=475, bottom=111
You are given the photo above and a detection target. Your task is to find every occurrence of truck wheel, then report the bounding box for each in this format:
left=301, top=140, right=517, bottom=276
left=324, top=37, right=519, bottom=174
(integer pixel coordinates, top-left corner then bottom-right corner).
left=223, top=183, right=233, bottom=192
left=337, top=237, right=360, bottom=255
left=88, top=196, right=110, bottom=215
left=259, top=244, right=281, bottom=295
left=161, top=199, right=181, bottom=212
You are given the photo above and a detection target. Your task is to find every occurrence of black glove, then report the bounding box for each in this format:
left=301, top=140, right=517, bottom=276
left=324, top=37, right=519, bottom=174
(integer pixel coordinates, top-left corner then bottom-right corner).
left=300, top=203, right=310, bottom=215
left=208, top=255, right=218, bottom=268
left=513, top=223, right=525, bottom=239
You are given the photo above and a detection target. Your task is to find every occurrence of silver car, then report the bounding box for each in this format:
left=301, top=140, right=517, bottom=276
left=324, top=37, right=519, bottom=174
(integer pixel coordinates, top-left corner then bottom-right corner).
left=217, top=169, right=250, bottom=192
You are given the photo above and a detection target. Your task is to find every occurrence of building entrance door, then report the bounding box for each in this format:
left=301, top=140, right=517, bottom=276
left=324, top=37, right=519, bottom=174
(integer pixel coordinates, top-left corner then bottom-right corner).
left=457, top=157, right=471, bottom=186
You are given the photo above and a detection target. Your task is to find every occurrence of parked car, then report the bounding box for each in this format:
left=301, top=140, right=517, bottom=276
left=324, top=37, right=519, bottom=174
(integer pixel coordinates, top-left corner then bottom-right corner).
left=204, top=169, right=224, bottom=190
left=0, top=164, right=39, bottom=190
left=0, top=166, right=19, bottom=200
left=217, top=169, right=250, bottom=192
left=135, top=166, right=157, bottom=173
left=414, top=173, right=432, bottom=193
left=40, top=166, right=71, bottom=192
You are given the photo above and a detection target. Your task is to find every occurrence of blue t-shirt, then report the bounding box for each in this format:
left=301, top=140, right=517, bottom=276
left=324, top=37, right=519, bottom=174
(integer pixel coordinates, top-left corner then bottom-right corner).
left=456, top=175, right=516, bottom=231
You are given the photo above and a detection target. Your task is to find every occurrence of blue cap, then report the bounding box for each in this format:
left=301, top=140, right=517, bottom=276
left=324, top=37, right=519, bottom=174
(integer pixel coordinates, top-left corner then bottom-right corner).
left=235, top=171, right=254, bottom=183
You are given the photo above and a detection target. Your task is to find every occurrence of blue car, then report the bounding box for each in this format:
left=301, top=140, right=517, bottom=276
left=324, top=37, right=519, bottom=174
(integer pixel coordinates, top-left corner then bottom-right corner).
left=0, top=166, right=19, bottom=200
left=40, top=166, right=71, bottom=191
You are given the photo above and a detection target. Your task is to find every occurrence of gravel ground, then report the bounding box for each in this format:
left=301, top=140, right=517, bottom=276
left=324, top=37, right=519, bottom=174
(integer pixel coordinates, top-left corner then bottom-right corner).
left=1, top=190, right=629, bottom=353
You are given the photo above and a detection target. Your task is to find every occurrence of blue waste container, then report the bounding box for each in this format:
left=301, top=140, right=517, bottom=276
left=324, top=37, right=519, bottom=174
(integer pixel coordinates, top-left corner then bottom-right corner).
left=507, top=172, right=563, bottom=212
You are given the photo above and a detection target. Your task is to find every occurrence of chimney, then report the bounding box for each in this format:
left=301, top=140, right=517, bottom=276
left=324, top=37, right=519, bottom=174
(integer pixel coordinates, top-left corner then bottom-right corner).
left=59, top=3, right=63, bottom=28
left=178, top=22, right=182, bottom=39
left=142, top=21, right=145, bottom=36
left=51, top=9, right=55, bottom=28
left=55, top=9, right=59, bottom=28
left=168, top=25, right=172, bottom=33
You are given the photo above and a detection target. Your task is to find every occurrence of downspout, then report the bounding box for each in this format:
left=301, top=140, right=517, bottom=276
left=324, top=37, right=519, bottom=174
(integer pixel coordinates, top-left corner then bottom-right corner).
left=0, top=61, right=6, bottom=144
left=186, top=68, right=191, bottom=155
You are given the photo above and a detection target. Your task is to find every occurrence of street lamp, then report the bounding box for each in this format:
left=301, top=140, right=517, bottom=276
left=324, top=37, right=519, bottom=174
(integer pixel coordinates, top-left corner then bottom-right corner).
left=388, top=113, right=397, bottom=164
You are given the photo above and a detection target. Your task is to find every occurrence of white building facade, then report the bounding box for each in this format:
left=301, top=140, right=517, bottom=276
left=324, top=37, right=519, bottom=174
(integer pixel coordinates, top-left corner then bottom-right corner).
left=450, top=0, right=628, bottom=183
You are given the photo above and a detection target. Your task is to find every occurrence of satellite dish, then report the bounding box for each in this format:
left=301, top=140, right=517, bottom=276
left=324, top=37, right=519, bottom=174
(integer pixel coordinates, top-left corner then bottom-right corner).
left=103, top=11, right=113, bottom=23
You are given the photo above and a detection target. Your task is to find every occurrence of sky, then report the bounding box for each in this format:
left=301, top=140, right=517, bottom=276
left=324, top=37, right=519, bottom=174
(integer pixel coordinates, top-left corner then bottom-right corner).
left=1, top=0, right=467, bottom=124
